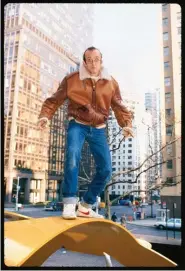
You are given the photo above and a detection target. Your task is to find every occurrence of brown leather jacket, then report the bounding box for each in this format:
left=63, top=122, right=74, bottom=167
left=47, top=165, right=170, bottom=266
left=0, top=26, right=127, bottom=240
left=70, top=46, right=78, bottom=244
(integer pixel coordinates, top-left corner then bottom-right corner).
left=38, top=71, right=133, bottom=128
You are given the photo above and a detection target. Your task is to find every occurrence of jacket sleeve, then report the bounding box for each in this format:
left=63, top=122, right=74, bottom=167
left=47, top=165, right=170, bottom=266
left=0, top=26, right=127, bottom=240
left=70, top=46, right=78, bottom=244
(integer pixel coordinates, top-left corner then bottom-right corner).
left=38, top=77, right=67, bottom=120
left=111, top=82, right=133, bottom=128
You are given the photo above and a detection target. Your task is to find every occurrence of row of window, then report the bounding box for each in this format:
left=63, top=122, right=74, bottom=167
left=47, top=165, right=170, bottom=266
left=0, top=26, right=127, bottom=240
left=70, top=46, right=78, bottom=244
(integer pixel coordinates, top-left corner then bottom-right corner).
left=13, top=158, right=48, bottom=170
left=112, top=144, right=132, bottom=148
left=112, top=150, right=132, bottom=155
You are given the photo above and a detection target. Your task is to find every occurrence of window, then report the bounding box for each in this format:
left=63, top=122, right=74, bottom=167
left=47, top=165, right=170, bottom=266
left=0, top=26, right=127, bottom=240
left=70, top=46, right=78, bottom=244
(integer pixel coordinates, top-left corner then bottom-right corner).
left=164, top=62, right=170, bottom=69
left=112, top=168, right=116, bottom=171
left=164, top=77, right=170, bottom=86
left=166, top=108, right=172, bottom=116
left=128, top=150, right=132, bottom=153
left=177, top=27, right=181, bottom=35
left=165, top=92, right=171, bottom=103
left=128, top=156, right=132, bottom=159
left=163, top=32, right=168, bottom=41
left=162, top=4, right=168, bottom=12
left=167, top=144, right=172, bottom=154
left=123, top=185, right=125, bottom=189
left=128, top=179, right=132, bottom=183
left=128, top=144, right=132, bottom=147
left=112, top=184, right=115, bottom=189
left=167, top=160, right=173, bottom=169
left=166, top=177, right=174, bottom=184
left=164, top=47, right=169, bottom=56
left=128, top=138, right=132, bottom=141
left=128, top=174, right=132, bottom=177
left=163, top=18, right=168, bottom=26
left=166, top=125, right=173, bottom=136
left=128, top=185, right=132, bottom=189
left=118, top=185, right=120, bottom=189
left=128, top=162, right=132, bottom=165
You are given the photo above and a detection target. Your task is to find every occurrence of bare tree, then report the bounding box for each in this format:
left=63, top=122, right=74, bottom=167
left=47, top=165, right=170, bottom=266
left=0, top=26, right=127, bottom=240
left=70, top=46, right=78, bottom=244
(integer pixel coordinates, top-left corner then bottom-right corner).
left=104, top=135, right=181, bottom=219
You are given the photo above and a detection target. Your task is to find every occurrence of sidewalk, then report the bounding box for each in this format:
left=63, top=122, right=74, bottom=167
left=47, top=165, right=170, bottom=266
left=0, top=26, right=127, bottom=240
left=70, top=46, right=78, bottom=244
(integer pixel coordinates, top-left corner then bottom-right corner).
left=134, top=234, right=181, bottom=246
left=126, top=218, right=156, bottom=227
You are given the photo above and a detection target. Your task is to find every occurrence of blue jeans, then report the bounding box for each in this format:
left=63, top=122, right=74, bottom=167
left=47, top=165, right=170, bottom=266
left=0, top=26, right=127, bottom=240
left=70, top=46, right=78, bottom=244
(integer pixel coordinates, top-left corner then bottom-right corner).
left=62, top=120, right=112, bottom=205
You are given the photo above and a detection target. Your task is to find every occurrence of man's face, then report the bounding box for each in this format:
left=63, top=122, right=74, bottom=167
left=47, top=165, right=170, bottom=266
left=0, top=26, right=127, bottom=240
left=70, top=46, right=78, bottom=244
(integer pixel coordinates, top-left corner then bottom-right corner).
left=83, top=49, right=102, bottom=76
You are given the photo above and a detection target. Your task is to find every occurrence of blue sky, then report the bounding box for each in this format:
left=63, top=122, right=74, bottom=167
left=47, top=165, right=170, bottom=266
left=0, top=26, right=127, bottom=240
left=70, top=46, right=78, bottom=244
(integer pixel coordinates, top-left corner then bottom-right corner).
left=93, top=4, right=163, bottom=102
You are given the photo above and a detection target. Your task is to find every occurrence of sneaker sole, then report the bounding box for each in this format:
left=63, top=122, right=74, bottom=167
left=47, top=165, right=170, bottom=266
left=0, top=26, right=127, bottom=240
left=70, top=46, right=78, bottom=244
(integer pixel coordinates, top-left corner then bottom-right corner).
left=62, top=216, right=77, bottom=220
left=76, top=212, right=104, bottom=219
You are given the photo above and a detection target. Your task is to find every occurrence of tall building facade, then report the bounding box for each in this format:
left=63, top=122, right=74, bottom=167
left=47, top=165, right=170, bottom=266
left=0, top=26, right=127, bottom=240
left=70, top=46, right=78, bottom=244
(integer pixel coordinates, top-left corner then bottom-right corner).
left=107, top=98, right=149, bottom=200
left=4, top=4, right=94, bottom=203
left=160, top=4, right=181, bottom=217
left=145, top=90, right=162, bottom=183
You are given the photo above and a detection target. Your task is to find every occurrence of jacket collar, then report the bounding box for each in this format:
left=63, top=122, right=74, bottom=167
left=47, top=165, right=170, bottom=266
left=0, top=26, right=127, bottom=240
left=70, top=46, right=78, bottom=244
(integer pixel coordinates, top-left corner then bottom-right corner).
left=79, top=63, right=112, bottom=81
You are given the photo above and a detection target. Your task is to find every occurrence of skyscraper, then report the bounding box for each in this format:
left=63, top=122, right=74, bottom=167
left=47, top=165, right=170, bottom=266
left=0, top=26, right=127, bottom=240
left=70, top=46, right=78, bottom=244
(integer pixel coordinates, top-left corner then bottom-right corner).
left=107, top=98, right=148, bottom=200
left=145, top=90, right=162, bottom=182
left=4, top=4, right=94, bottom=203
left=160, top=4, right=181, bottom=217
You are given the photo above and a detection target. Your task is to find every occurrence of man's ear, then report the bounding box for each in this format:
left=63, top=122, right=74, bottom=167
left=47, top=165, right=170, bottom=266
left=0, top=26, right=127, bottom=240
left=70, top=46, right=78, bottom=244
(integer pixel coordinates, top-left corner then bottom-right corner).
left=83, top=60, right=87, bottom=67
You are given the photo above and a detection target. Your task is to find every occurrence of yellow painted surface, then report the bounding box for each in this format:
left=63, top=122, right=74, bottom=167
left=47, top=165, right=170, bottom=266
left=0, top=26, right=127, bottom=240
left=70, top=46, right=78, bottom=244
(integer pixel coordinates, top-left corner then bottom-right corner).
left=4, top=217, right=177, bottom=267
left=4, top=211, right=31, bottom=221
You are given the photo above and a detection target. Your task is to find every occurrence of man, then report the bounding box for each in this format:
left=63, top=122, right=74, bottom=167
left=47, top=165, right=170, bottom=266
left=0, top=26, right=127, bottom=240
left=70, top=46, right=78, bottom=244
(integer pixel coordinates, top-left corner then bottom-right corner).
left=111, top=212, right=117, bottom=222
left=38, top=46, right=134, bottom=220
left=120, top=214, right=127, bottom=228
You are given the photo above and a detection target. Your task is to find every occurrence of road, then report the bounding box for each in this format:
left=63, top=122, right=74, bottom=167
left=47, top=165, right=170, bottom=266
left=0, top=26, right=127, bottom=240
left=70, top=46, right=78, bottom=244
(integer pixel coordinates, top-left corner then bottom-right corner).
left=4, top=206, right=181, bottom=267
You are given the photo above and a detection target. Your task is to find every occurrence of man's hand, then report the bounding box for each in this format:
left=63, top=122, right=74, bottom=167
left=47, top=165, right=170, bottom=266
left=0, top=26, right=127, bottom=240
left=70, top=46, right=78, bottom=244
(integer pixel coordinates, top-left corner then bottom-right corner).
left=122, top=127, right=134, bottom=138
left=37, top=118, right=49, bottom=130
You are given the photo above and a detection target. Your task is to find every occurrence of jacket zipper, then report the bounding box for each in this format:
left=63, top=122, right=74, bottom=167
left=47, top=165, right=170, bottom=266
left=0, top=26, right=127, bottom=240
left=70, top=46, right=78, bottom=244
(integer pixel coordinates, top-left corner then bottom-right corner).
left=91, top=80, right=96, bottom=107
left=92, top=80, right=96, bottom=125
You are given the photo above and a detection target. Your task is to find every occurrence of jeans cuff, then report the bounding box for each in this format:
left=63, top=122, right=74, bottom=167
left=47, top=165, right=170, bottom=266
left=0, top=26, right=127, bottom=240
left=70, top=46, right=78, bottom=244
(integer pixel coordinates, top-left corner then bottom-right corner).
left=63, top=197, right=78, bottom=204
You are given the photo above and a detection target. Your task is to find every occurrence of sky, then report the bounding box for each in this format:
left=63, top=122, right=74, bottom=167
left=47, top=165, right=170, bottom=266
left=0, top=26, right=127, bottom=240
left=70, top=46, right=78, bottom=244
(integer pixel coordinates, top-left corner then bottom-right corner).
left=93, top=4, right=163, bottom=103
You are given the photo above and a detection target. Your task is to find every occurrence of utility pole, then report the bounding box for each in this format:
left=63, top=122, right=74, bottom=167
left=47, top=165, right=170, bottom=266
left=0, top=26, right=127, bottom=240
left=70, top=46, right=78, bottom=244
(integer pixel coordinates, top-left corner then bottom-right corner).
left=15, top=176, right=20, bottom=211
left=151, top=190, right=153, bottom=218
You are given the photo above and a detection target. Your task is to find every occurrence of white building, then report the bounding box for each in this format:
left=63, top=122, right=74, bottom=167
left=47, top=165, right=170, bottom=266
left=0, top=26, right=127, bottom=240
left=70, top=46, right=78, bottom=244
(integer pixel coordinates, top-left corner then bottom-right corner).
left=107, top=98, right=152, bottom=200
left=145, top=90, right=162, bottom=179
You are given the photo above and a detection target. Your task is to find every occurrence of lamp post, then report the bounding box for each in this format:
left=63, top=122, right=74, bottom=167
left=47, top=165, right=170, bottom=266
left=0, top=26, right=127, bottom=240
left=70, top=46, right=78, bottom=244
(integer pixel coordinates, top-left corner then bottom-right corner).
left=15, top=176, right=20, bottom=211
left=150, top=190, right=153, bottom=218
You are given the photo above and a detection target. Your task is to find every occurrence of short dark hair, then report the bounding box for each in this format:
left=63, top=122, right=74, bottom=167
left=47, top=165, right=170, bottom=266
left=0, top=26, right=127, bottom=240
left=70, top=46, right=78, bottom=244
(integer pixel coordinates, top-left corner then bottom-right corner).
left=83, top=46, right=102, bottom=62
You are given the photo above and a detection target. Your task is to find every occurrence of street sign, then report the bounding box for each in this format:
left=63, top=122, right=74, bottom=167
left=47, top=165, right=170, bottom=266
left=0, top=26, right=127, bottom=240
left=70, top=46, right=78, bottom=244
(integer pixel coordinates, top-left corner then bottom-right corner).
left=173, top=203, right=176, bottom=209
left=162, top=202, right=166, bottom=208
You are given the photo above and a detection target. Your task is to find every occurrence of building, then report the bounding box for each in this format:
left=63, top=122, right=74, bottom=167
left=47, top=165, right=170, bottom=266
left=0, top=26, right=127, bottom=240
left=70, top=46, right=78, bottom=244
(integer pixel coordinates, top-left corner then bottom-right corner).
left=4, top=3, right=94, bottom=203
left=107, top=98, right=150, bottom=200
left=145, top=90, right=162, bottom=182
left=160, top=4, right=181, bottom=217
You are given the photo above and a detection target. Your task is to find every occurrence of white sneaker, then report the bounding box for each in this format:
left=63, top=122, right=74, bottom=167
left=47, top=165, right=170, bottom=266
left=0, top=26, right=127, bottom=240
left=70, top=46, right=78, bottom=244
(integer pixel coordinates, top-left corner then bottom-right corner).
left=62, top=204, right=77, bottom=219
left=76, top=203, right=104, bottom=219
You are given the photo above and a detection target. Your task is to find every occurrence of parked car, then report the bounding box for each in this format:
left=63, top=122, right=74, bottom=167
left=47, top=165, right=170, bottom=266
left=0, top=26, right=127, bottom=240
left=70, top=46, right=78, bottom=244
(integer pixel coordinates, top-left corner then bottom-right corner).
left=120, top=200, right=132, bottom=206
left=154, top=218, right=181, bottom=230
left=44, top=201, right=63, bottom=211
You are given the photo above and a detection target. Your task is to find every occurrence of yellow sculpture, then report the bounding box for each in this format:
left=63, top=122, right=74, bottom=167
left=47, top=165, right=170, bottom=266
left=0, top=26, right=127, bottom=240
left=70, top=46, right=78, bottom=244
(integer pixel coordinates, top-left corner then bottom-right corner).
left=4, top=211, right=177, bottom=267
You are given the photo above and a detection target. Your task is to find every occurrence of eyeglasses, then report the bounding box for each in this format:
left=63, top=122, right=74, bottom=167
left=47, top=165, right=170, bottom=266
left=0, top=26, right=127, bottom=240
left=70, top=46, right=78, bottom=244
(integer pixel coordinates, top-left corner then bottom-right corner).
left=86, top=58, right=101, bottom=64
